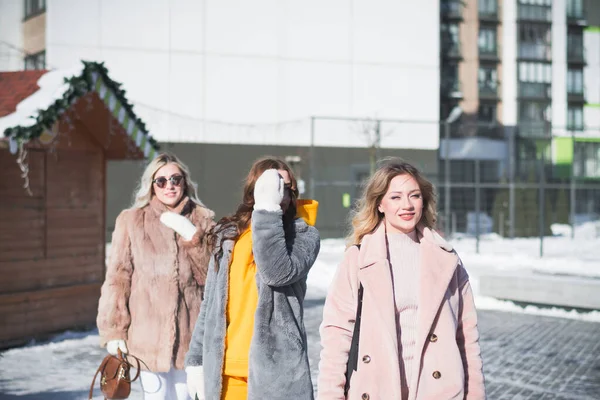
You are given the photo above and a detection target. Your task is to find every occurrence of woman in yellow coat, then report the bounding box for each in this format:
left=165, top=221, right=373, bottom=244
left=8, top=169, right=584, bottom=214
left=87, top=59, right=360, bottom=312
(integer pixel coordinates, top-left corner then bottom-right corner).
left=185, top=156, right=321, bottom=400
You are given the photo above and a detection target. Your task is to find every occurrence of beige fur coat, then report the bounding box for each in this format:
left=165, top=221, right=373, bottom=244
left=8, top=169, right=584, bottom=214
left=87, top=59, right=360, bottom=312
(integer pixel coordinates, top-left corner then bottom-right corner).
left=97, top=196, right=215, bottom=372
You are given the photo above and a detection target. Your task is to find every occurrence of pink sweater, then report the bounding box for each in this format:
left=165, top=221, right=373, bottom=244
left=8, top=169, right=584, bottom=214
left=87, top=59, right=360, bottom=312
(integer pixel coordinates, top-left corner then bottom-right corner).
left=387, top=230, right=421, bottom=400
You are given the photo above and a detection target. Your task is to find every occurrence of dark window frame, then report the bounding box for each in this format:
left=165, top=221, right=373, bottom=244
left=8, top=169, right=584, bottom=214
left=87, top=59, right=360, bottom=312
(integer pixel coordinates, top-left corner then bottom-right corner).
left=478, top=102, right=497, bottom=123
left=567, top=104, right=584, bottom=131
left=478, top=25, right=498, bottom=55
left=24, top=0, right=46, bottom=21
left=566, top=0, right=585, bottom=19
left=479, top=0, right=498, bottom=17
left=24, top=50, right=45, bottom=70
left=567, top=68, right=584, bottom=94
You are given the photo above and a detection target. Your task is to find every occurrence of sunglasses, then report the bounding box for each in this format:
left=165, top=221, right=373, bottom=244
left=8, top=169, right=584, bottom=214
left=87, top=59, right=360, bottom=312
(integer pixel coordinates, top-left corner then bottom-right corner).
left=153, top=174, right=184, bottom=189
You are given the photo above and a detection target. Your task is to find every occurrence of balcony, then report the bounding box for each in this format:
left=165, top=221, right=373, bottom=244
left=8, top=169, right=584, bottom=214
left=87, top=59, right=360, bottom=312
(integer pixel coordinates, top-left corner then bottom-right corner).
left=567, top=47, right=585, bottom=64
left=518, top=43, right=551, bottom=61
left=441, top=42, right=462, bottom=59
left=441, top=80, right=463, bottom=99
left=518, top=4, right=552, bottom=22
left=568, top=90, right=585, bottom=103
left=519, top=82, right=551, bottom=99
left=441, top=0, right=463, bottom=20
left=479, top=45, right=499, bottom=62
left=479, top=3, right=500, bottom=22
left=517, top=121, right=552, bottom=138
left=479, top=82, right=499, bottom=100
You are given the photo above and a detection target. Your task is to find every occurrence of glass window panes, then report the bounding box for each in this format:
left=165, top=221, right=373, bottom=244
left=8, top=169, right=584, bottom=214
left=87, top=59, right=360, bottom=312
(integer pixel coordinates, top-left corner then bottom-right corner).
left=567, top=105, right=584, bottom=130
left=518, top=0, right=552, bottom=21
left=479, top=0, right=497, bottom=15
left=567, top=69, right=584, bottom=94
left=574, top=142, right=600, bottom=178
left=567, top=0, right=584, bottom=18
left=567, top=31, right=584, bottom=59
left=478, top=103, right=496, bottom=123
left=24, top=0, right=46, bottom=19
left=24, top=51, right=45, bottom=70
left=518, top=62, right=552, bottom=83
left=441, top=23, right=460, bottom=50
left=478, top=27, right=497, bottom=54
left=478, top=65, right=498, bottom=91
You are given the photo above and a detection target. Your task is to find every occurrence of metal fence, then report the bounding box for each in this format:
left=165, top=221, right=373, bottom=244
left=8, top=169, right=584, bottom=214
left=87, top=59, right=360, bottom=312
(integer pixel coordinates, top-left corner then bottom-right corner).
left=308, top=116, right=600, bottom=258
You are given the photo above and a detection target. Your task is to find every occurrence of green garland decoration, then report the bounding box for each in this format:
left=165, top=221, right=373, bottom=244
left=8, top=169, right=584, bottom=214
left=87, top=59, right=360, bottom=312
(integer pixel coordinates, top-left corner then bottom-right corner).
left=3, top=61, right=160, bottom=152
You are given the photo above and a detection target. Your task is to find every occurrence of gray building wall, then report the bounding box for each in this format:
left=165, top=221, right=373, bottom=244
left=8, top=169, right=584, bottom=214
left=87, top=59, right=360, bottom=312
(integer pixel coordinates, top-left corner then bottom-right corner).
left=106, top=143, right=438, bottom=239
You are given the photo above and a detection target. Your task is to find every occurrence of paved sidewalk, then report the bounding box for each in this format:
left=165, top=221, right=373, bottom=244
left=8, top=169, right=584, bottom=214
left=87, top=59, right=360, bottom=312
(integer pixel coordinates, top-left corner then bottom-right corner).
left=305, top=296, right=600, bottom=400
left=1, top=294, right=599, bottom=399
left=480, top=310, right=600, bottom=400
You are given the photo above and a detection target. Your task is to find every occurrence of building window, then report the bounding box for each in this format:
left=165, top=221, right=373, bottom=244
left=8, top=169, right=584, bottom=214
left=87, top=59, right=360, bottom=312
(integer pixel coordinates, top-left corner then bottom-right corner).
left=441, top=23, right=460, bottom=56
left=441, top=64, right=460, bottom=94
left=24, top=0, right=46, bottom=20
left=519, top=101, right=551, bottom=136
left=567, top=31, right=584, bottom=60
left=478, top=103, right=497, bottom=123
left=567, top=0, right=584, bottom=19
left=478, top=65, right=498, bottom=93
left=479, top=0, right=498, bottom=16
left=24, top=50, right=45, bottom=70
left=567, top=105, right=584, bottom=131
left=519, top=62, right=552, bottom=83
left=518, top=0, right=552, bottom=22
left=574, top=142, right=600, bottom=178
left=478, top=26, right=497, bottom=55
left=567, top=68, right=584, bottom=94
left=518, top=24, right=551, bottom=60
left=441, top=0, right=462, bottom=17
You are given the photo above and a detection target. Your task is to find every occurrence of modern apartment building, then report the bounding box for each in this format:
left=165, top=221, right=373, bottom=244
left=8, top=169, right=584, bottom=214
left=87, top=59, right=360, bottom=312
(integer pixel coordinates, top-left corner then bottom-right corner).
left=440, top=0, right=600, bottom=182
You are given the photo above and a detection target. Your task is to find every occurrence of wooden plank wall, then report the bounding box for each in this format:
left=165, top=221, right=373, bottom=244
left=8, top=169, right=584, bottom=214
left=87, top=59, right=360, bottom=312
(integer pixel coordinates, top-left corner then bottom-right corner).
left=0, top=145, right=105, bottom=347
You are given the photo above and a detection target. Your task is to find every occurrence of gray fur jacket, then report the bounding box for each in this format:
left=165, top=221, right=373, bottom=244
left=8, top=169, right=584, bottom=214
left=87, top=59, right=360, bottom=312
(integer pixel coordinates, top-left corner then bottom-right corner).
left=185, top=209, right=321, bottom=400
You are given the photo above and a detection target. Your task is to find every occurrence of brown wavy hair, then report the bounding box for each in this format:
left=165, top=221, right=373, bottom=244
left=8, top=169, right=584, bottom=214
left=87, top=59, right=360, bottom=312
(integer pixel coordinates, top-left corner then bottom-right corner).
left=210, top=156, right=300, bottom=268
left=347, top=158, right=437, bottom=246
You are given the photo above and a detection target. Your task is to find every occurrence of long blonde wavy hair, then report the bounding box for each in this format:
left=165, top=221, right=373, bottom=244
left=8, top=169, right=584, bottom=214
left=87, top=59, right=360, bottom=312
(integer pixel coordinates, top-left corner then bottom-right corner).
left=132, top=152, right=204, bottom=209
left=347, top=159, right=437, bottom=246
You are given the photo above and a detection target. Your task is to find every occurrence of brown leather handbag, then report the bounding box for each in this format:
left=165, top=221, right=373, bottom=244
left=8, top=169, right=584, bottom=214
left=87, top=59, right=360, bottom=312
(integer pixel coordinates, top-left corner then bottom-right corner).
left=89, top=349, right=141, bottom=400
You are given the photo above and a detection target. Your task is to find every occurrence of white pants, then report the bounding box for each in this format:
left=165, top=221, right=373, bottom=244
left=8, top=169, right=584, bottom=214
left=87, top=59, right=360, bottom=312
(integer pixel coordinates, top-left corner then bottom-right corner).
left=139, top=366, right=190, bottom=400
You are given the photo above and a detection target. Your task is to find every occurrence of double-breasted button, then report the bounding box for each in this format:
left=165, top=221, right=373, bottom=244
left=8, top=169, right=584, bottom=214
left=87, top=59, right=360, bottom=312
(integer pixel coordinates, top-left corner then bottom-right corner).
left=429, top=333, right=438, bottom=342
left=362, top=355, right=371, bottom=363
left=361, top=393, right=370, bottom=400
left=432, top=370, right=442, bottom=379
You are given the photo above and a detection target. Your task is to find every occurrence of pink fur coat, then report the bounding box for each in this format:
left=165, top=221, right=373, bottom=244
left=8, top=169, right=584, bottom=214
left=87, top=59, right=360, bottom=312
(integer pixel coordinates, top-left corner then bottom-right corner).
left=97, top=196, right=215, bottom=372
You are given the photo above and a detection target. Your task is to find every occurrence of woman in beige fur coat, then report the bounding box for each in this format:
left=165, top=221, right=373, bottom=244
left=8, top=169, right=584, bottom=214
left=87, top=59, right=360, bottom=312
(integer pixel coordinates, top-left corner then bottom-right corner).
left=97, top=153, right=215, bottom=400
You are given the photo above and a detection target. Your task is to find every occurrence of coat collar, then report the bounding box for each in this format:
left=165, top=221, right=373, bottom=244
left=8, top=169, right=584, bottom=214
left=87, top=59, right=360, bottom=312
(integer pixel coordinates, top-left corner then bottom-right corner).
left=149, top=195, right=192, bottom=217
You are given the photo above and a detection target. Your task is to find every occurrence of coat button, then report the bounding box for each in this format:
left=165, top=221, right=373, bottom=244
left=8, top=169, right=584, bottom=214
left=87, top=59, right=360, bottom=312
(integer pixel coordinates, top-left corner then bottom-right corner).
left=361, top=393, right=370, bottom=400
left=362, top=355, right=371, bottom=363
left=429, top=333, right=438, bottom=342
left=432, top=370, right=442, bottom=379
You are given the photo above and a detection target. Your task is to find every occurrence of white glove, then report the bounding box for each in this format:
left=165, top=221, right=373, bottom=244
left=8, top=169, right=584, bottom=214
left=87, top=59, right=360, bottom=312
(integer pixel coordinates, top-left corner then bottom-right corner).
left=186, top=365, right=205, bottom=400
left=160, top=212, right=198, bottom=241
left=106, top=339, right=128, bottom=355
left=253, top=169, right=284, bottom=212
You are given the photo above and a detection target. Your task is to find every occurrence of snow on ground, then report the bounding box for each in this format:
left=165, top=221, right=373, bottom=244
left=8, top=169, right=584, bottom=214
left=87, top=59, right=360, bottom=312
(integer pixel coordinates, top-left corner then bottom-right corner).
left=308, top=227, right=600, bottom=323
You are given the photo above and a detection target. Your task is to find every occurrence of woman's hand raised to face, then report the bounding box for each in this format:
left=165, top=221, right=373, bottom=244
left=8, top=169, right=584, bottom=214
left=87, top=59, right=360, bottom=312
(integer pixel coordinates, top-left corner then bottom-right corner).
left=160, top=211, right=198, bottom=241
left=253, top=169, right=284, bottom=212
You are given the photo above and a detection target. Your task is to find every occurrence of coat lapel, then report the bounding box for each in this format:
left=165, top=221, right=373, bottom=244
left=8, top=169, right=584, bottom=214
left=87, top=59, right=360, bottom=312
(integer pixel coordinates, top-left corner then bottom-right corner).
left=357, top=223, right=399, bottom=356
left=411, top=227, right=459, bottom=392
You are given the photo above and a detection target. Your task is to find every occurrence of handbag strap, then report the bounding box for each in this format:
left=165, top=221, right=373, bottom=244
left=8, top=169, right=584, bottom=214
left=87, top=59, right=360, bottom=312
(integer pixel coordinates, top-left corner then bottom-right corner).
left=344, top=244, right=363, bottom=396
left=88, top=355, right=111, bottom=400
left=88, top=349, right=143, bottom=400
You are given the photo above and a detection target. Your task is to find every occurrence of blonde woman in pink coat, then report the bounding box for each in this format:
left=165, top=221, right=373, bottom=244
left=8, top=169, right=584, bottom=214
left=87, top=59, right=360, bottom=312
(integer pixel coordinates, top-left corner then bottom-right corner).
left=318, top=160, right=486, bottom=400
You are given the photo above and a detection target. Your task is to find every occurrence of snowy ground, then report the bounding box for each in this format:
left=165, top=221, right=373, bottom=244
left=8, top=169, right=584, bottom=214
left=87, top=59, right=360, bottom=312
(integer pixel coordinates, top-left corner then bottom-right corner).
left=1, top=229, right=599, bottom=398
